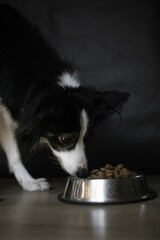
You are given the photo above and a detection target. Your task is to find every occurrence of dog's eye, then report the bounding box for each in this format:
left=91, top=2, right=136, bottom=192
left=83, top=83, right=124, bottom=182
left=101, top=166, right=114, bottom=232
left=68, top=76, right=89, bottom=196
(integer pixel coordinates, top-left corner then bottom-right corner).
left=58, top=136, right=72, bottom=145
left=57, top=133, right=78, bottom=146
left=58, top=136, right=65, bottom=144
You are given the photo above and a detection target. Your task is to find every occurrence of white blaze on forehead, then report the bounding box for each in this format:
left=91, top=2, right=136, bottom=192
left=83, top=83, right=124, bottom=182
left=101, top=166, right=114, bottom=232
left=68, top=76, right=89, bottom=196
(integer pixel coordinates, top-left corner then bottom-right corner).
left=50, top=109, right=89, bottom=176
left=58, top=72, right=80, bottom=88
left=80, top=109, right=88, bottom=139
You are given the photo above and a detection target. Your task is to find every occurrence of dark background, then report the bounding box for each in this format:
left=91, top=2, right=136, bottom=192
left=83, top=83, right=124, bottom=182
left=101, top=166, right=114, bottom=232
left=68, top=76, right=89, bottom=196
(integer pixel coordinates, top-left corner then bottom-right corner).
left=0, top=0, right=159, bottom=177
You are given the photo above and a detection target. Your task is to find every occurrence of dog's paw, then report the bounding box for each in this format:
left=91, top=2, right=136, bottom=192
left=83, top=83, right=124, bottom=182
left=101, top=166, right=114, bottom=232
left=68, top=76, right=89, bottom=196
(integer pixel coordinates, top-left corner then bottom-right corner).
left=21, top=178, right=51, bottom=191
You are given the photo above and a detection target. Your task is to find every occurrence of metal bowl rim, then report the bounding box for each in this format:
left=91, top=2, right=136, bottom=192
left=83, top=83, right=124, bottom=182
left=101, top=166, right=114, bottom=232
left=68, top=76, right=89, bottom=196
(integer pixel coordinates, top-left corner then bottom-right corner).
left=67, top=171, right=143, bottom=181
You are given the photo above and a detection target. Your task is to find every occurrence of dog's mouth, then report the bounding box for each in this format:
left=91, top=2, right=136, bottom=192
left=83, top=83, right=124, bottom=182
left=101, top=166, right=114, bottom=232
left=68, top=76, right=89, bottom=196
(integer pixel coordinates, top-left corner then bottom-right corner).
left=41, top=138, right=77, bottom=176
left=56, top=156, right=65, bottom=171
left=56, top=156, right=88, bottom=177
left=56, top=156, right=76, bottom=176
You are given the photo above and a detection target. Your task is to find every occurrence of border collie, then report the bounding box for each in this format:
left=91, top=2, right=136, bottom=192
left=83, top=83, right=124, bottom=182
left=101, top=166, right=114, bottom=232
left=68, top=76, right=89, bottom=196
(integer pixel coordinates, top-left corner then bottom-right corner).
left=0, top=4, right=129, bottom=191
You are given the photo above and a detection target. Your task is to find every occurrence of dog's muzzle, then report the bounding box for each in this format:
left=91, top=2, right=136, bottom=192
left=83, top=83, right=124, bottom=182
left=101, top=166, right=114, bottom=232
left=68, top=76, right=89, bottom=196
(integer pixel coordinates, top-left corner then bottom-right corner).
left=76, top=167, right=88, bottom=178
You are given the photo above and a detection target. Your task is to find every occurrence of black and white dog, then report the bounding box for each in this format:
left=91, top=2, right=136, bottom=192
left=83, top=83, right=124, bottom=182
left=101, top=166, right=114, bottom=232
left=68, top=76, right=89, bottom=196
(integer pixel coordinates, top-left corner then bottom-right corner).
left=0, top=4, right=129, bottom=191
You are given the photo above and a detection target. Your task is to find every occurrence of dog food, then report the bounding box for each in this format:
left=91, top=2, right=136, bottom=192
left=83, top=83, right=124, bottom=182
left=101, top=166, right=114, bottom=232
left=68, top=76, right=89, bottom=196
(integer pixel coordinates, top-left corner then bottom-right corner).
left=88, top=163, right=137, bottom=179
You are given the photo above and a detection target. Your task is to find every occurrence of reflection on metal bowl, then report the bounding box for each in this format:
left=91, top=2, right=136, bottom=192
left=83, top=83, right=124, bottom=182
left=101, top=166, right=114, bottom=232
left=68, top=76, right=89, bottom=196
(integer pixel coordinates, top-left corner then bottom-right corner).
left=58, top=172, right=156, bottom=205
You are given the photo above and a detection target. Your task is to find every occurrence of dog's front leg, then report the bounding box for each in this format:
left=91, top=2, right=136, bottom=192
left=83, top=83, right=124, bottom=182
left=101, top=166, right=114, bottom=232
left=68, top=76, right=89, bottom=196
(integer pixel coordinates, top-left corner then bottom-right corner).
left=0, top=106, right=51, bottom=191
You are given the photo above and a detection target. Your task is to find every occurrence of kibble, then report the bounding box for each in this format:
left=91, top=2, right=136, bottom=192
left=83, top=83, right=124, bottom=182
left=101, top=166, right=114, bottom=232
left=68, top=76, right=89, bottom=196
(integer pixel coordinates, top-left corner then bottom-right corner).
left=100, top=167, right=106, bottom=172
left=91, top=169, right=99, bottom=174
left=119, top=167, right=131, bottom=178
left=97, top=171, right=106, bottom=179
left=114, top=163, right=124, bottom=171
left=88, top=163, right=137, bottom=179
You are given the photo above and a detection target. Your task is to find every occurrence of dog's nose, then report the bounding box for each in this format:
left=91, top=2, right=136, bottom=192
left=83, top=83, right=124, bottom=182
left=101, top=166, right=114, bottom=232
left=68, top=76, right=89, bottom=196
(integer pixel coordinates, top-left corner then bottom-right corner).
left=76, top=167, right=88, bottom=178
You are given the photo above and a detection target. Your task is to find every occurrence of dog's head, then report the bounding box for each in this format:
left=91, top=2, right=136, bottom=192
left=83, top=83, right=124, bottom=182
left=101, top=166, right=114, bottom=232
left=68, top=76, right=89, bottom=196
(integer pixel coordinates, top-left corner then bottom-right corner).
left=44, top=107, right=89, bottom=178
left=18, top=84, right=129, bottom=177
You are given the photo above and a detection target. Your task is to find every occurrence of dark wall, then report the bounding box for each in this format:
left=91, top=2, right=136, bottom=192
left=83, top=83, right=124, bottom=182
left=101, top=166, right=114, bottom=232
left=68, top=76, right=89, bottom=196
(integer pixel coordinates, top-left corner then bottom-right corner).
left=0, top=0, right=159, bottom=177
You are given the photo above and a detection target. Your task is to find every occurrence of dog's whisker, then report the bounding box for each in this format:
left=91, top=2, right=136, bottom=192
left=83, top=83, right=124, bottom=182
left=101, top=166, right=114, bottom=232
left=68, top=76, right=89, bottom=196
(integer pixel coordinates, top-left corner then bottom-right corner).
left=47, top=156, right=61, bottom=167
left=52, top=160, right=60, bottom=165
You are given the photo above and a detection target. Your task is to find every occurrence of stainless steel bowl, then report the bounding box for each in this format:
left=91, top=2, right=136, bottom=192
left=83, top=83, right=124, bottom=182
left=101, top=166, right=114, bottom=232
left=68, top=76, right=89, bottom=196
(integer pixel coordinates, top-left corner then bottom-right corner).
left=58, top=172, right=156, bottom=205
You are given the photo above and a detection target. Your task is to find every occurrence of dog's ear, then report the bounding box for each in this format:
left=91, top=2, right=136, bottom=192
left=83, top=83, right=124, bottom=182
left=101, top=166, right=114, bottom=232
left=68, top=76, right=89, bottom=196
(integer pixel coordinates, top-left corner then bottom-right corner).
left=76, top=88, right=129, bottom=124
left=92, top=90, right=129, bottom=123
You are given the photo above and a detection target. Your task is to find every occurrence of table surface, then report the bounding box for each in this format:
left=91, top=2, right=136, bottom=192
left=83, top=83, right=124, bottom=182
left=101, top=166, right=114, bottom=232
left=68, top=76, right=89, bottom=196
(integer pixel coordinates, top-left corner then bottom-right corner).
left=0, top=175, right=160, bottom=240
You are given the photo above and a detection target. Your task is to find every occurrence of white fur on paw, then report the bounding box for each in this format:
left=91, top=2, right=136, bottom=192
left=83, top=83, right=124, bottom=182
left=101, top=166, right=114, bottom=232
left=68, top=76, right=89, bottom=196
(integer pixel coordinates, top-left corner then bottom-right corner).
left=21, top=178, right=51, bottom=191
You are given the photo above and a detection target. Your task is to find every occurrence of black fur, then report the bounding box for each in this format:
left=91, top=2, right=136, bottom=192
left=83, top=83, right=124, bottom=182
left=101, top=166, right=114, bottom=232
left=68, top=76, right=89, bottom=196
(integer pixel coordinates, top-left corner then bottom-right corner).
left=0, top=4, right=129, bottom=157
